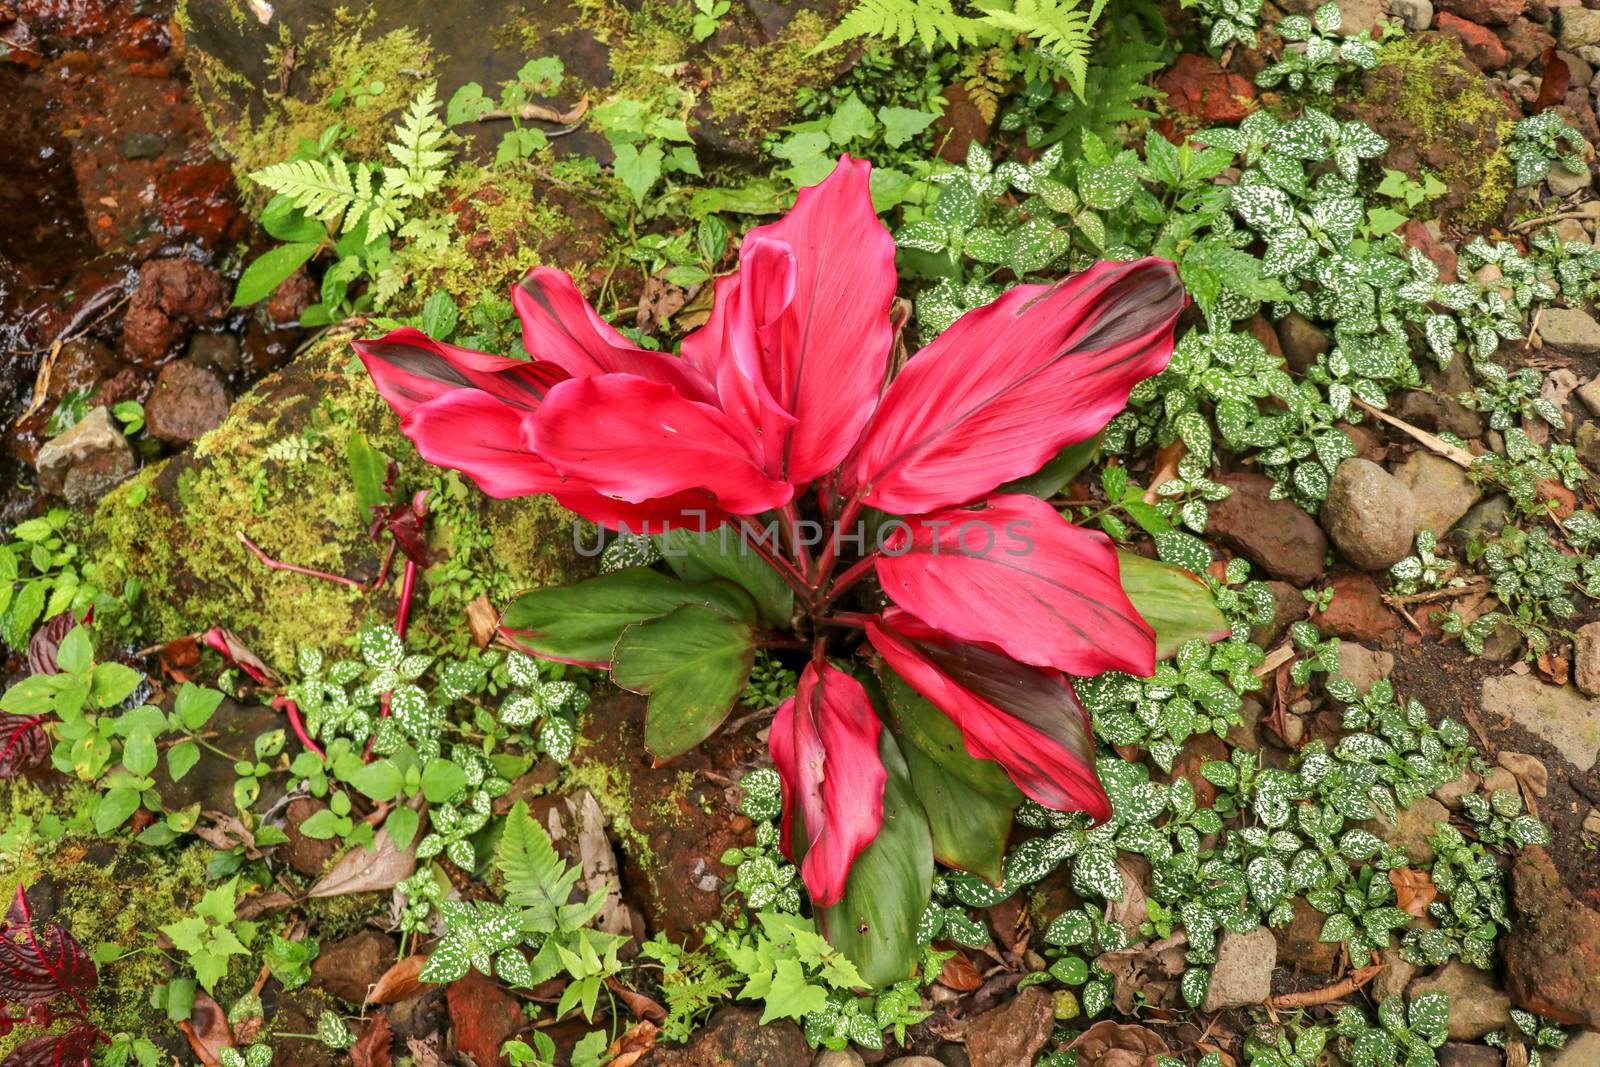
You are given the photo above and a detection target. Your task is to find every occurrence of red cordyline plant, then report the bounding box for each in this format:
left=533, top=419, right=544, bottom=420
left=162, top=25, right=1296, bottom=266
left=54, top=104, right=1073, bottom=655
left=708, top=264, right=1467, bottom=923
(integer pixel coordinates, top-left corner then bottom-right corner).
left=355, top=156, right=1191, bottom=980
left=0, top=885, right=106, bottom=1067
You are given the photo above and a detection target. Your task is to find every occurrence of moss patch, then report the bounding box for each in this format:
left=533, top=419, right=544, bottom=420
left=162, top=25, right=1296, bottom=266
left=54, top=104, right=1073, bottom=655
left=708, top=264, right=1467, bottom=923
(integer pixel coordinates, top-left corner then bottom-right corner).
left=1344, top=33, right=1517, bottom=228
left=702, top=10, right=831, bottom=144
left=87, top=329, right=589, bottom=669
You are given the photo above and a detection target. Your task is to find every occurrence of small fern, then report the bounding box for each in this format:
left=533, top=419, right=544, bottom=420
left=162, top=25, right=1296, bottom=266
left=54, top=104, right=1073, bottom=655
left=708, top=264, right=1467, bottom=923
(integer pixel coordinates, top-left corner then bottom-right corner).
left=813, top=0, right=986, bottom=52
left=248, top=83, right=451, bottom=240
left=961, top=48, right=1013, bottom=124
left=497, top=800, right=605, bottom=936
left=980, top=0, right=1106, bottom=97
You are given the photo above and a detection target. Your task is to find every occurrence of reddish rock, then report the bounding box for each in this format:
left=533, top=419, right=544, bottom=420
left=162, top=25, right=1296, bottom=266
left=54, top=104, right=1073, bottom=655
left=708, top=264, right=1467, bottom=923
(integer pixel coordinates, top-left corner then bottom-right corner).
left=652, top=1007, right=810, bottom=1067
left=1438, top=0, right=1525, bottom=24
left=312, top=931, right=397, bottom=1004
left=1400, top=219, right=1460, bottom=281
left=1157, top=54, right=1256, bottom=125
left=1504, top=845, right=1600, bottom=1026
left=1207, top=473, right=1330, bottom=586
left=932, top=83, right=993, bottom=165
left=966, top=987, right=1056, bottom=1067
left=122, top=258, right=228, bottom=360
left=1251, top=580, right=1311, bottom=648
left=1437, top=12, right=1512, bottom=68
left=1318, top=572, right=1401, bottom=642
left=1243, top=314, right=1285, bottom=361
left=446, top=971, right=524, bottom=1067
left=1497, top=17, right=1557, bottom=67
left=1275, top=897, right=1342, bottom=977
left=1159, top=732, right=1230, bottom=808
left=266, top=267, right=318, bottom=326
left=146, top=360, right=230, bottom=445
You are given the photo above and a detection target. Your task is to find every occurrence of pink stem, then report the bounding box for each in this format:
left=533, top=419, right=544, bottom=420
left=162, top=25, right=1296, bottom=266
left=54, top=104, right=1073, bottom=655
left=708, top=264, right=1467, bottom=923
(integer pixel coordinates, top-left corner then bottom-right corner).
left=737, top=519, right=811, bottom=596
left=395, top=559, right=418, bottom=639
left=811, top=496, right=864, bottom=594
left=273, top=696, right=324, bottom=758
left=238, top=531, right=364, bottom=589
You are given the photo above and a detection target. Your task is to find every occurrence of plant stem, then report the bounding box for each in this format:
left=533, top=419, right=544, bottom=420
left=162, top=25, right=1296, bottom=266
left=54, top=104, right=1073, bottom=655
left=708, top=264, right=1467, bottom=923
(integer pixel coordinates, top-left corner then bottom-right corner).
left=272, top=696, right=324, bottom=758
left=738, top=519, right=810, bottom=596
left=779, top=501, right=814, bottom=582
left=237, top=531, right=365, bottom=589
left=813, top=552, right=879, bottom=613
left=811, top=496, right=863, bottom=593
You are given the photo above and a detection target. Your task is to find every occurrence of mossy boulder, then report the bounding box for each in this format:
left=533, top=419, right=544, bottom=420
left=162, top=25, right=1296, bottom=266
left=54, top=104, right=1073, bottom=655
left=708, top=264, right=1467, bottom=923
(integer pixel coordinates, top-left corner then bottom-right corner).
left=1341, top=33, right=1520, bottom=228
left=86, top=326, right=589, bottom=669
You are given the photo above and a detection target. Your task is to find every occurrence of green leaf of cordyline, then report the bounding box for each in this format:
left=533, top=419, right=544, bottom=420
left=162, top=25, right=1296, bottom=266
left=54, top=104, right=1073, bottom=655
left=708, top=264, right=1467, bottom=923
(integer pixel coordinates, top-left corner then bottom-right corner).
left=657, top=525, right=794, bottom=629
left=1116, top=551, right=1230, bottom=661
left=612, top=605, right=756, bottom=761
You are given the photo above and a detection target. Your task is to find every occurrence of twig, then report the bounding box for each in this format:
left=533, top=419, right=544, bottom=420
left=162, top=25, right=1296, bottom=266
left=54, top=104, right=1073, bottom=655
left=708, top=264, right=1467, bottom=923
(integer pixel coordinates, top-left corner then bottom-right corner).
left=1253, top=640, right=1296, bottom=678
left=1511, top=207, right=1598, bottom=233
left=1268, top=963, right=1385, bottom=1008
left=1353, top=398, right=1476, bottom=470
left=477, top=98, right=588, bottom=126
left=1383, top=581, right=1488, bottom=606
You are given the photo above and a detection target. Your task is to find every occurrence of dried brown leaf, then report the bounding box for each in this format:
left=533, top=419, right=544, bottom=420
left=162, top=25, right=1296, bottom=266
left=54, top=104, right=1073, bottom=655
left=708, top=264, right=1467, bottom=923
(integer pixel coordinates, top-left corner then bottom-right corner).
left=367, top=954, right=429, bottom=1005
left=351, top=1012, right=393, bottom=1067
left=309, top=827, right=415, bottom=897
left=179, top=991, right=234, bottom=1067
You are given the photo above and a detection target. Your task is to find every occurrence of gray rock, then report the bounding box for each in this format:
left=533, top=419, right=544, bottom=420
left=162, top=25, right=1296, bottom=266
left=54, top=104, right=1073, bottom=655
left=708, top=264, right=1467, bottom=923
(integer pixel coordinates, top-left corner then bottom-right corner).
left=1559, top=6, right=1600, bottom=50
left=1480, top=674, right=1600, bottom=772
left=1548, top=164, right=1594, bottom=197
left=1480, top=620, right=1525, bottom=662
left=814, top=1052, right=867, bottom=1067
left=1575, top=621, right=1600, bottom=697
left=1322, top=458, right=1417, bottom=570
left=1381, top=796, right=1450, bottom=864
left=1550, top=1030, right=1600, bottom=1066
left=1334, top=0, right=1385, bottom=35
left=1452, top=494, right=1514, bottom=543
left=1541, top=306, right=1600, bottom=355
left=1438, top=1044, right=1503, bottom=1067
left=1277, top=311, right=1330, bottom=374
left=1576, top=376, right=1600, bottom=417
left=1391, top=0, right=1434, bottom=30
left=1202, top=927, right=1276, bottom=1011
left=1374, top=946, right=1420, bottom=1003
left=1407, top=961, right=1511, bottom=1040
left=1577, top=421, right=1600, bottom=474
left=122, top=131, right=166, bottom=159
left=1392, top=451, right=1482, bottom=538
left=1336, top=643, right=1395, bottom=694
left=34, top=406, right=136, bottom=506
left=1433, top=768, right=1482, bottom=810
left=884, top=1060, right=945, bottom=1067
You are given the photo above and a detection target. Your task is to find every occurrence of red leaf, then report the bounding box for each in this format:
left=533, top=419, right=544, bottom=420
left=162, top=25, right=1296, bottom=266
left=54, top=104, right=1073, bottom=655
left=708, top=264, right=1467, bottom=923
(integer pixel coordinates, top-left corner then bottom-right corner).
left=874, top=494, right=1155, bottom=677
left=3, top=1024, right=106, bottom=1067
left=867, top=613, right=1110, bottom=821
left=0, top=716, right=51, bottom=779
left=354, top=328, right=568, bottom=419
left=532, top=374, right=795, bottom=516
left=366, top=954, right=428, bottom=1005
left=398, top=391, right=559, bottom=500
left=350, top=1012, right=393, bottom=1067
left=513, top=268, right=712, bottom=401
left=682, top=155, right=898, bottom=483
left=1534, top=48, right=1570, bottom=113
left=24, top=612, right=78, bottom=677
left=199, top=629, right=276, bottom=686
left=177, top=991, right=232, bottom=1067
left=770, top=662, right=886, bottom=907
left=846, top=258, right=1185, bottom=513
left=0, top=887, right=97, bottom=1011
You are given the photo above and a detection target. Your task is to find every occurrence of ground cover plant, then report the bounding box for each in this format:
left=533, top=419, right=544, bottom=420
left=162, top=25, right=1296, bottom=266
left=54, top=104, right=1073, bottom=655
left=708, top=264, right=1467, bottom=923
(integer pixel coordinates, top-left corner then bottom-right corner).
left=1, top=0, right=1599, bottom=1064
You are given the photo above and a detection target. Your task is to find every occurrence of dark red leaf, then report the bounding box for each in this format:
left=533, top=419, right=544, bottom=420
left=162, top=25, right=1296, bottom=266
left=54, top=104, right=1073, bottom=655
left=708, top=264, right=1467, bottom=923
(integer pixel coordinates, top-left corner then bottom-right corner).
left=2, top=1024, right=106, bottom=1067
left=178, top=991, right=232, bottom=1067
left=1534, top=48, right=1570, bottom=113
left=199, top=629, right=276, bottom=686
left=350, top=1012, right=393, bottom=1067
left=0, top=887, right=97, bottom=1011
left=24, top=612, right=78, bottom=677
left=0, top=716, right=51, bottom=779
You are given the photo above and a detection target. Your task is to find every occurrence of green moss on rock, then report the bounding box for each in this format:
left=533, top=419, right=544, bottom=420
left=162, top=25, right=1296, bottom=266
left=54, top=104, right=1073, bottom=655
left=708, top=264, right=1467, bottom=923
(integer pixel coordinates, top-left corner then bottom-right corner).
left=87, top=329, right=589, bottom=669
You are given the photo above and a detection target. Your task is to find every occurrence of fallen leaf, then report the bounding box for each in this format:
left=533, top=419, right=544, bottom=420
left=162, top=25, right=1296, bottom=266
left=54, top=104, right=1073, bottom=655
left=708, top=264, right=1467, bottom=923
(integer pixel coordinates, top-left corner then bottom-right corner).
left=351, top=1012, right=393, bottom=1067
left=604, top=977, right=666, bottom=1023
left=447, top=971, right=523, bottom=1067
left=1499, top=751, right=1549, bottom=798
left=309, top=826, right=415, bottom=897
left=405, top=1037, right=451, bottom=1067
left=235, top=891, right=295, bottom=921
left=1067, top=1019, right=1170, bottom=1066
left=1143, top=441, right=1187, bottom=506
left=368, top=954, right=429, bottom=1005
left=634, top=274, right=689, bottom=332
left=1389, top=867, right=1438, bottom=918
left=179, top=991, right=234, bottom=1067
left=200, top=628, right=278, bottom=685
left=466, top=595, right=499, bottom=650
left=1533, top=48, right=1571, bottom=113
left=937, top=949, right=984, bottom=992
left=573, top=792, right=631, bottom=938
left=606, top=1021, right=659, bottom=1067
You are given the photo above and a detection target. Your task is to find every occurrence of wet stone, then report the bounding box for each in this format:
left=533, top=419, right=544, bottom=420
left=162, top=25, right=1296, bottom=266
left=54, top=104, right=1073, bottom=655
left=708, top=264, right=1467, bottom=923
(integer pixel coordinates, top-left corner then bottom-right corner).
left=34, top=405, right=135, bottom=505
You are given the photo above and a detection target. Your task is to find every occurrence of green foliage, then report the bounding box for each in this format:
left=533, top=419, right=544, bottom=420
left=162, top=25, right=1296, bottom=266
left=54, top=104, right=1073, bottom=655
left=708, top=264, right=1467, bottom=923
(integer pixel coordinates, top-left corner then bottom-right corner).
left=159, top=877, right=259, bottom=993
left=1, top=510, right=133, bottom=650
left=1507, top=111, right=1587, bottom=187
left=1488, top=1010, right=1568, bottom=1067
left=447, top=57, right=566, bottom=166
left=1256, top=2, right=1381, bottom=95
left=1333, top=994, right=1450, bottom=1067
left=1186, top=0, right=1263, bottom=52
left=640, top=938, right=742, bottom=1043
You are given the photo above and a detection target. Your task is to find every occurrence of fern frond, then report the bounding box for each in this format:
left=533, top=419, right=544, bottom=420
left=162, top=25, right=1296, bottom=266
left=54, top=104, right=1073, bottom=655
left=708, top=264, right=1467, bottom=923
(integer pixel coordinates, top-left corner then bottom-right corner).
left=249, top=156, right=358, bottom=227
left=813, top=0, right=986, bottom=53
left=385, top=83, right=451, bottom=200
left=497, top=801, right=585, bottom=935
left=961, top=48, right=1014, bottom=125
left=979, top=0, right=1107, bottom=97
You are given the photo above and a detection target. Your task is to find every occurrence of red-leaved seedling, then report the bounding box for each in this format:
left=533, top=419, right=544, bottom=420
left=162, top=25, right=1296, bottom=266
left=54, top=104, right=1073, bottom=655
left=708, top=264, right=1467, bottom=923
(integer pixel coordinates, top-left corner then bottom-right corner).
left=355, top=155, right=1200, bottom=978
left=0, top=885, right=108, bottom=1067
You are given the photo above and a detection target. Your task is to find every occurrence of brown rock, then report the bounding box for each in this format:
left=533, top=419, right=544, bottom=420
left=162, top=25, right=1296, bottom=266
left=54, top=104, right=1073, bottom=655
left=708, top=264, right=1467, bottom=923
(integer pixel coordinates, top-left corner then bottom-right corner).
left=47, top=338, right=117, bottom=400
left=1438, top=1043, right=1505, bottom=1067
left=1497, top=17, right=1557, bottom=66
left=1156, top=54, right=1256, bottom=124
left=1392, top=450, right=1483, bottom=537
left=1576, top=621, right=1600, bottom=697
left=1250, top=580, right=1311, bottom=648
left=1400, top=219, right=1459, bottom=280
left=965, top=987, right=1055, bottom=1067
left=279, top=797, right=340, bottom=876
left=1317, top=571, right=1400, bottom=641
left=312, top=930, right=397, bottom=1004
left=653, top=1006, right=810, bottom=1067
left=1276, top=311, right=1330, bottom=374
left=1503, top=845, right=1600, bottom=1026
left=267, top=267, right=318, bottom=326
left=1438, top=13, right=1513, bottom=67
left=1275, top=897, right=1342, bottom=976
left=445, top=971, right=524, bottom=1067
left=1208, top=473, right=1330, bottom=586
left=931, top=84, right=992, bottom=166
left=1322, top=458, right=1416, bottom=571
left=122, top=257, right=228, bottom=360
left=1408, top=960, right=1511, bottom=1039
left=146, top=359, right=230, bottom=445
left=34, top=406, right=136, bottom=506
left=1438, top=0, right=1525, bottom=24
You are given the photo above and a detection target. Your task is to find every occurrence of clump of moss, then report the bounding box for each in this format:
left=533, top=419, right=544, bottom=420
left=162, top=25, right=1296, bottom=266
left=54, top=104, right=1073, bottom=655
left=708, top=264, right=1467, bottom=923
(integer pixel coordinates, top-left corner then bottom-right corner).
left=87, top=330, right=588, bottom=669
left=1345, top=33, right=1516, bottom=227
left=703, top=10, right=831, bottom=143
